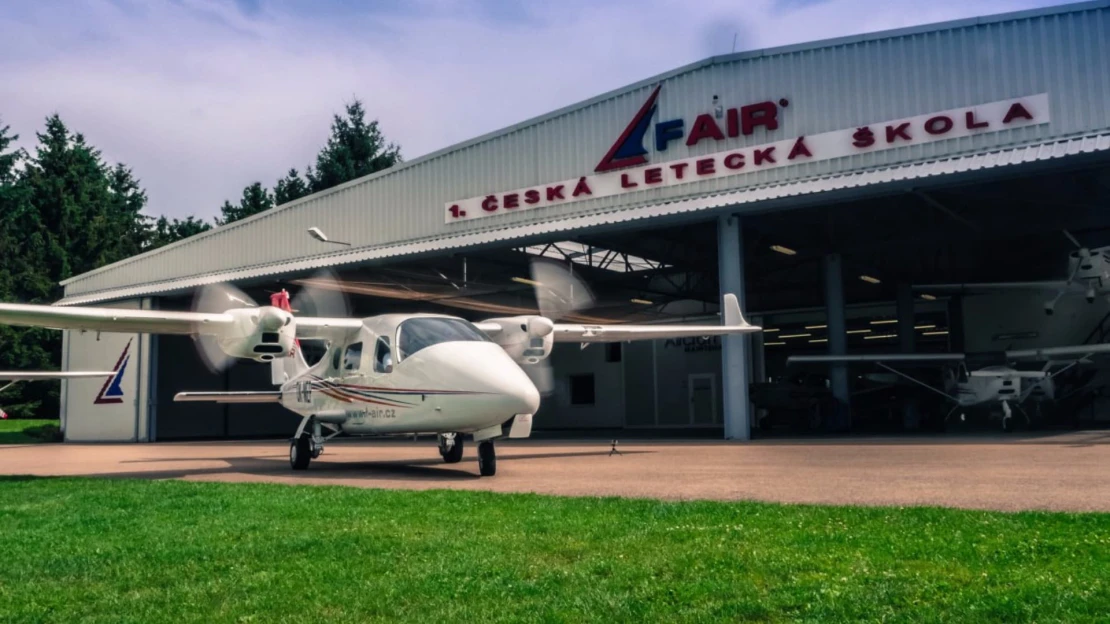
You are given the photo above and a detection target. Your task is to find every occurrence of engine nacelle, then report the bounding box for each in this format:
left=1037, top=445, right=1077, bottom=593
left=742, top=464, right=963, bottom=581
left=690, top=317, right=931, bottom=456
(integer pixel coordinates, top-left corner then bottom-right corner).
left=481, top=315, right=554, bottom=365
left=210, top=306, right=296, bottom=363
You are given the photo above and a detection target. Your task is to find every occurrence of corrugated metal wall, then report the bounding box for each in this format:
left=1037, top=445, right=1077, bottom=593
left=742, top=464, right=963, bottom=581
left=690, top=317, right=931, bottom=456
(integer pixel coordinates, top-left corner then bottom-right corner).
left=65, top=2, right=1110, bottom=298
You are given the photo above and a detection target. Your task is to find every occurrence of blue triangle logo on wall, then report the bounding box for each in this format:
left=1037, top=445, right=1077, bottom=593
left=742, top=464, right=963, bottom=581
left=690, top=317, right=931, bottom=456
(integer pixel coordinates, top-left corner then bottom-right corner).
left=94, top=339, right=133, bottom=405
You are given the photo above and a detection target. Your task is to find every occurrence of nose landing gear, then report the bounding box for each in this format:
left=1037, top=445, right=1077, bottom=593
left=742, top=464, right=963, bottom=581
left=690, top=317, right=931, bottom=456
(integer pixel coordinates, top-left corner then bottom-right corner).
left=438, top=432, right=464, bottom=464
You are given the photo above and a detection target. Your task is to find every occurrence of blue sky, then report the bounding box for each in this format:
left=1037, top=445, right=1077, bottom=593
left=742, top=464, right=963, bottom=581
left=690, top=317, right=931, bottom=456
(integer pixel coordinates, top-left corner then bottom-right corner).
left=0, top=0, right=1072, bottom=220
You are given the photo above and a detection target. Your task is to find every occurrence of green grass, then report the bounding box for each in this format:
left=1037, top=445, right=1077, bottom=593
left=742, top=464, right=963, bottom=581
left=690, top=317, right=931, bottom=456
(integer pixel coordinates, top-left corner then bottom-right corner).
left=0, top=419, right=60, bottom=444
left=0, top=478, right=1107, bottom=623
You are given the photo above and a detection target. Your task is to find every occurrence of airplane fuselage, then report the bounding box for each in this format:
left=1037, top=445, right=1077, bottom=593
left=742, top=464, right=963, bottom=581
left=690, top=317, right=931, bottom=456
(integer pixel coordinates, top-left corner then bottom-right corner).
left=279, top=314, right=540, bottom=436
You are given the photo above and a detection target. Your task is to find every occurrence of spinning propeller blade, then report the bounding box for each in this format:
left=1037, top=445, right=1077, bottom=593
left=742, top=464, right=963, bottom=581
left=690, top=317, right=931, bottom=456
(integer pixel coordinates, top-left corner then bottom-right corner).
left=291, top=269, right=352, bottom=320
left=524, top=259, right=597, bottom=395
left=192, top=283, right=258, bottom=373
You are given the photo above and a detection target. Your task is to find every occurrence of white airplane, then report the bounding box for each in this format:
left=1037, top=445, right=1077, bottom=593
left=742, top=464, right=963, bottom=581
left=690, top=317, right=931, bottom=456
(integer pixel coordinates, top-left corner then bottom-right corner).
left=789, top=343, right=1110, bottom=430
left=916, top=231, right=1110, bottom=315
left=0, top=261, right=759, bottom=476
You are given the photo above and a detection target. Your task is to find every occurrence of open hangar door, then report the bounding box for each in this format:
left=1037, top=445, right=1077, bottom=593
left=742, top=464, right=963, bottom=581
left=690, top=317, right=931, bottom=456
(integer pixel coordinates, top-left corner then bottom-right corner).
left=742, top=156, right=1110, bottom=433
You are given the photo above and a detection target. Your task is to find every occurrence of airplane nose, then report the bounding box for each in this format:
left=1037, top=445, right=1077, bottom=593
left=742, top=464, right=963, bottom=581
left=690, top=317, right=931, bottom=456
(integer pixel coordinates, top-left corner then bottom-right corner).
left=421, top=343, right=541, bottom=417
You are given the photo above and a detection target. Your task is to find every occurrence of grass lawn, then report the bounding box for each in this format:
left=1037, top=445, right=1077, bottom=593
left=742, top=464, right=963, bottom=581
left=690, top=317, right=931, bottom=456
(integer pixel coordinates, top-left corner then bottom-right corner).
left=0, top=478, right=1107, bottom=623
left=0, top=419, right=60, bottom=444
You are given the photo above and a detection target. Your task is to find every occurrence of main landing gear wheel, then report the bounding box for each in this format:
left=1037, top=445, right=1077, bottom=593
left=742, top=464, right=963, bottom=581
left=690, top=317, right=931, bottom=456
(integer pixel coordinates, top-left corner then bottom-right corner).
left=438, top=433, right=464, bottom=464
left=290, top=434, right=312, bottom=470
left=478, top=440, right=497, bottom=477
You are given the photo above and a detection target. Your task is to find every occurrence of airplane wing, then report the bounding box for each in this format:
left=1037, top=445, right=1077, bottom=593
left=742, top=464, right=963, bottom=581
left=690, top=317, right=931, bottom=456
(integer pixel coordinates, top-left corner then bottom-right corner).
left=552, top=293, right=760, bottom=343
left=789, top=343, right=1110, bottom=366
left=292, top=317, right=365, bottom=338
left=0, top=302, right=233, bottom=334
left=0, top=371, right=115, bottom=381
left=0, top=302, right=362, bottom=339
left=788, top=353, right=966, bottom=365
left=1005, top=343, right=1110, bottom=360
left=913, top=281, right=1077, bottom=294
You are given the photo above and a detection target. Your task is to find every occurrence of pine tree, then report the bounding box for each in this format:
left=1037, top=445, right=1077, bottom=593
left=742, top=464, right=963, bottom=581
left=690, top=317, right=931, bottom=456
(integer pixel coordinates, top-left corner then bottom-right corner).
left=217, top=182, right=274, bottom=225
left=146, top=215, right=212, bottom=250
left=274, top=168, right=310, bottom=205
left=306, top=100, right=401, bottom=194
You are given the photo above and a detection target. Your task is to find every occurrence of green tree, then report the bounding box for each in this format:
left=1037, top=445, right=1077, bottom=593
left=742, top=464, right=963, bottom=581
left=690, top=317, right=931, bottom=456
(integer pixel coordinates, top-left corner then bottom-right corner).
left=0, top=120, right=56, bottom=417
left=217, top=182, right=273, bottom=225
left=146, top=215, right=212, bottom=250
left=274, top=168, right=310, bottom=205
left=306, top=99, right=401, bottom=194
left=1, top=115, right=155, bottom=418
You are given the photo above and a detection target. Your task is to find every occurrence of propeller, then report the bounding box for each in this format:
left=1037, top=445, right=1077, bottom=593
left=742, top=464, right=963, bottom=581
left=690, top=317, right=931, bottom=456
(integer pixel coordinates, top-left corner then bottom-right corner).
left=522, top=259, right=596, bottom=395
left=291, top=269, right=352, bottom=320
left=190, top=270, right=352, bottom=374
left=192, top=282, right=259, bottom=373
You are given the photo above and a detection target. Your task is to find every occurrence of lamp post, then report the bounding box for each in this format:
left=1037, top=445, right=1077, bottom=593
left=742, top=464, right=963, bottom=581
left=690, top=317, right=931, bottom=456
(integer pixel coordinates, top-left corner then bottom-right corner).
left=306, top=227, right=351, bottom=246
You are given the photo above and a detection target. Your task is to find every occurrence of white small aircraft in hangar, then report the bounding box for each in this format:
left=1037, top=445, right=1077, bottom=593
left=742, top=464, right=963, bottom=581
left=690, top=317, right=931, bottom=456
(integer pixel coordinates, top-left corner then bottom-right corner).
left=789, top=342, right=1110, bottom=430
left=0, top=261, right=759, bottom=476
left=916, top=231, right=1110, bottom=315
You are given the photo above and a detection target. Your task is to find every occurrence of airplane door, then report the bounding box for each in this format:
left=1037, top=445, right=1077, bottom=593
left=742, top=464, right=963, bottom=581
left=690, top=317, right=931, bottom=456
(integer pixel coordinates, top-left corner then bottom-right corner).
left=688, top=374, right=717, bottom=425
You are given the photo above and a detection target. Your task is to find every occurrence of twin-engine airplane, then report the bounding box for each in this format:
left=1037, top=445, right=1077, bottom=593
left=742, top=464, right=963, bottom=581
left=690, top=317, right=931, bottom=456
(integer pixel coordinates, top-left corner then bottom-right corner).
left=0, top=261, right=759, bottom=476
left=789, top=342, right=1110, bottom=430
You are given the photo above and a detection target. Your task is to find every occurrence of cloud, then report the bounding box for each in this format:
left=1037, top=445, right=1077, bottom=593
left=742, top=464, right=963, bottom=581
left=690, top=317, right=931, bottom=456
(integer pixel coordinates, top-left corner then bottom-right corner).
left=0, top=0, right=1064, bottom=220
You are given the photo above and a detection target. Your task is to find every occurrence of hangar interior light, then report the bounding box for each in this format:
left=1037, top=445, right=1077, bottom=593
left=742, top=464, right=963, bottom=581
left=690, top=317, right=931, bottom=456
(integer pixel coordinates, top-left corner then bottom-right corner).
left=859, top=275, right=881, bottom=284
left=770, top=244, right=797, bottom=256
left=517, top=241, right=670, bottom=273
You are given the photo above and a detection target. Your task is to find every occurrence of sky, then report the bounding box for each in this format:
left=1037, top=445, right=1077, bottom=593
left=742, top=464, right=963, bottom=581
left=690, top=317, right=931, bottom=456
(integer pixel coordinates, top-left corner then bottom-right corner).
left=0, top=0, right=1074, bottom=221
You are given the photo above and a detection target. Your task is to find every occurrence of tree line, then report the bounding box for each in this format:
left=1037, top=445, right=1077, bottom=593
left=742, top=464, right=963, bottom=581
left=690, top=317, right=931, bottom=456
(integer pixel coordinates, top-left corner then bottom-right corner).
left=0, top=99, right=401, bottom=417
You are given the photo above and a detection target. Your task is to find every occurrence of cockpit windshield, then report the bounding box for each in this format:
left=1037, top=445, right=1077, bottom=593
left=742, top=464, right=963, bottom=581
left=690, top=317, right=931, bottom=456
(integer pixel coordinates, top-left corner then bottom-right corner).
left=397, top=318, right=491, bottom=360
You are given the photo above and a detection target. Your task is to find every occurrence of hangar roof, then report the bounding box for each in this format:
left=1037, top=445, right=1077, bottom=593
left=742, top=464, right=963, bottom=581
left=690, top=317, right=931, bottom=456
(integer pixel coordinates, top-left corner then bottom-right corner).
left=60, top=1, right=1110, bottom=305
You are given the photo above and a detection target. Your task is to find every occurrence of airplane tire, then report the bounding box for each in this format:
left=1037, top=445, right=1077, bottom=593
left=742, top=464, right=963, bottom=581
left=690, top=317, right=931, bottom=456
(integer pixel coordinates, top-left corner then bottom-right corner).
left=478, top=441, right=496, bottom=477
left=290, top=435, right=312, bottom=470
left=439, top=434, right=464, bottom=464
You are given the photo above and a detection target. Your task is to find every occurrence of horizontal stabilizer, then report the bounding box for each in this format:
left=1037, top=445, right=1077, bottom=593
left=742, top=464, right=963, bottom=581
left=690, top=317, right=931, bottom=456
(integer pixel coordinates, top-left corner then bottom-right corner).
left=0, top=371, right=115, bottom=381
left=174, top=391, right=282, bottom=404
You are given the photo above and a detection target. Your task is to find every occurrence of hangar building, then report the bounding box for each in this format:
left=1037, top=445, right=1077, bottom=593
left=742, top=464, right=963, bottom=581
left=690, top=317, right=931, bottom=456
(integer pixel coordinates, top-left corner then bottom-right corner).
left=56, top=1, right=1110, bottom=442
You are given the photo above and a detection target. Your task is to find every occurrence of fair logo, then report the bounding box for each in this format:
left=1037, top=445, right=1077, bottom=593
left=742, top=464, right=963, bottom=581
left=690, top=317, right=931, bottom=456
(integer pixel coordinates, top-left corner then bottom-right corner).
left=94, top=339, right=132, bottom=405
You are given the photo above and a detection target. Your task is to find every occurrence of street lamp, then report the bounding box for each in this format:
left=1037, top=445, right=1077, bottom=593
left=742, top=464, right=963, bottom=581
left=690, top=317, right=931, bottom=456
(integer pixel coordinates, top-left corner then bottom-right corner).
left=307, top=227, right=351, bottom=246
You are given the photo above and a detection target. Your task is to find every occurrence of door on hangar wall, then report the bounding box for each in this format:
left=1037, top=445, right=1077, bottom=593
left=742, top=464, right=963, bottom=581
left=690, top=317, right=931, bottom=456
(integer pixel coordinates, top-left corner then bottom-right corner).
left=688, top=373, right=718, bottom=425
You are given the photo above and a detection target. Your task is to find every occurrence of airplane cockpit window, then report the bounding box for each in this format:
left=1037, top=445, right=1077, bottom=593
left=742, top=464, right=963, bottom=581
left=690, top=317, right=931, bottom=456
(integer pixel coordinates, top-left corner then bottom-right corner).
left=343, top=342, right=362, bottom=371
left=374, top=337, right=393, bottom=373
left=397, top=318, right=491, bottom=360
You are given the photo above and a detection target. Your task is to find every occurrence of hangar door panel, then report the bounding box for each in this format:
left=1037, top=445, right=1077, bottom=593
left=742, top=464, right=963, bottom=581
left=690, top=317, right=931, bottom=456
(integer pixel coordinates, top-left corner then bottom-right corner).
left=155, top=334, right=228, bottom=439
left=226, top=362, right=299, bottom=437
left=64, top=328, right=143, bottom=441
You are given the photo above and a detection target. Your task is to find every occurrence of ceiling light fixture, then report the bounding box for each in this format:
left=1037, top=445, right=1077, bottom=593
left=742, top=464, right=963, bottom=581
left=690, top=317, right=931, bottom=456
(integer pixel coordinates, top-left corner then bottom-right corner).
left=870, top=319, right=898, bottom=325
left=511, top=277, right=541, bottom=287
left=859, top=275, right=881, bottom=284
left=923, top=330, right=950, bottom=336
left=770, top=245, right=797, bottom=256
left=914, top=324, right=936, bottom=330
left=765, top=341, right=786, bottom=346
left=780, top=333, right=812, bottom=339
left=920, top=293, right=937, bottom=301
left=804, top=324, right=827, bottom=330
left=864, top=333, right=897, bottom=340
left=847, top=329, right=872, bottom=334
left=809, top=338, right=828, bottom=343
left=763, top=328, right=780, bottom=333
left=630, top=298, right=653, bottom=305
